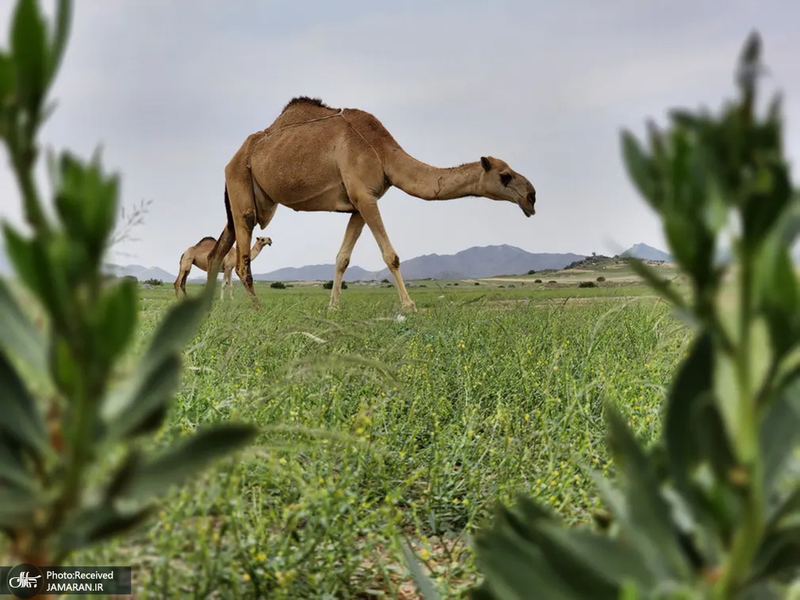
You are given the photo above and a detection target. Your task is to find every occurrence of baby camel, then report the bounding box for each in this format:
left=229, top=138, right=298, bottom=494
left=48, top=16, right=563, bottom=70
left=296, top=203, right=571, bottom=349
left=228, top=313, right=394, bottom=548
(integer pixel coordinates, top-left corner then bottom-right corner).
left=208, top=96, right=537, bottom=312
left=174, top=236, right=272, bottom=299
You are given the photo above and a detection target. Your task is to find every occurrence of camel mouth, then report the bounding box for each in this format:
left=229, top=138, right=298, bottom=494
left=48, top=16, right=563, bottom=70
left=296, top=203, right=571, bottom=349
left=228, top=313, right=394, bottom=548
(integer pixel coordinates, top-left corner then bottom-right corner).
left=521, top=204, right=535, bottom=218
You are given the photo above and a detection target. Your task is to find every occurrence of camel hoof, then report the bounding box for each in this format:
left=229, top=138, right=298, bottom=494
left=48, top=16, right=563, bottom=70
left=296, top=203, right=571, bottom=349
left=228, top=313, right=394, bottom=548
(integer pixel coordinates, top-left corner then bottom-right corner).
left=401, top=302, right=417, bottom=313
left=327, top=303, right=340, bottom=311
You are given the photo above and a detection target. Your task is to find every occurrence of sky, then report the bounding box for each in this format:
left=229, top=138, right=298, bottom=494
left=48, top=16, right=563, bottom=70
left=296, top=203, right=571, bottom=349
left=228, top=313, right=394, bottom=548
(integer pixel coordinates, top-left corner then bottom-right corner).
left=0, top=0, right=799, bottom=275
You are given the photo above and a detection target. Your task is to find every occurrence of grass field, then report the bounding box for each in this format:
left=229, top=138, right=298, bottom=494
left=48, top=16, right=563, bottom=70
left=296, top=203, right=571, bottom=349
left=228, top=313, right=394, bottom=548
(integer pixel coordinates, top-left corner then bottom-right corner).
left=67, top=270, right=690, bottom=598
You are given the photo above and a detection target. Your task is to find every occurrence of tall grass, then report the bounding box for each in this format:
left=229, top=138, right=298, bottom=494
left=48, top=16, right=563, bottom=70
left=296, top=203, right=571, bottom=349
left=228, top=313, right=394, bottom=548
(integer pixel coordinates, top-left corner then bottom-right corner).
left=73, top=286, right=687, bottom=598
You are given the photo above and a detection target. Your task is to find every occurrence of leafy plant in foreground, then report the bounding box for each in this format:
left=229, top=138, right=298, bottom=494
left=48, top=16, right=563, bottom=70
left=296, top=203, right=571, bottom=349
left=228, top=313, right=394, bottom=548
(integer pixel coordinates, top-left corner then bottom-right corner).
left=0, top=0, right=257, bottom=567
left=461, top=32, right=800, bottom=599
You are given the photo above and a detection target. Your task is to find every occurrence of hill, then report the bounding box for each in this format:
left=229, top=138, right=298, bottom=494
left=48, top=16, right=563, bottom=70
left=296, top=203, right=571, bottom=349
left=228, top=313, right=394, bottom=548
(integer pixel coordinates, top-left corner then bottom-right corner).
left=106, top=264, right=175, bottom=282
left=621, top=243, right=672, bottom=262
left=253, top=245, right=585, bottom=282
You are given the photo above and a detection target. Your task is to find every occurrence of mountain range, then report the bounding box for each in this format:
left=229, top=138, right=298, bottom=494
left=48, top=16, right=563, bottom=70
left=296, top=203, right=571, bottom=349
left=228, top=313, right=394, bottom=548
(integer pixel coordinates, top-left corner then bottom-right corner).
left=0, top=242, right=681, bottom=282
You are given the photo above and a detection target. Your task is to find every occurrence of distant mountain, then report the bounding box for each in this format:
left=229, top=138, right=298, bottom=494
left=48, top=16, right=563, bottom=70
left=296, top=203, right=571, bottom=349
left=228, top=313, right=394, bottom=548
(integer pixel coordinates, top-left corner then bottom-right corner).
left=253, top=264, right=378, bottom=283
left=621, top=243, right=672, bottom=262
left=253, top=244, right=585, bottom=282
left=106, top=264, right=175, bottom=282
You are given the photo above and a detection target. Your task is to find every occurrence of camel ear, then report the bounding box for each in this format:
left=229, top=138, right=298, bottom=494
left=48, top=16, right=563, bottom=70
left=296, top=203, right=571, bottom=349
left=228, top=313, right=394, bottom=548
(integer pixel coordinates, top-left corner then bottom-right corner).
left=480, top=156, right=491, bottom=171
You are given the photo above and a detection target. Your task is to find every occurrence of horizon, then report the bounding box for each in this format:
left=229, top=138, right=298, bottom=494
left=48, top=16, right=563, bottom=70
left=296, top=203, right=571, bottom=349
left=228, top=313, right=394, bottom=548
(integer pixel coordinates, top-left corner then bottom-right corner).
left=103, top=241, right=669, bottom=281
left=0, top=2, right=798, bottom=274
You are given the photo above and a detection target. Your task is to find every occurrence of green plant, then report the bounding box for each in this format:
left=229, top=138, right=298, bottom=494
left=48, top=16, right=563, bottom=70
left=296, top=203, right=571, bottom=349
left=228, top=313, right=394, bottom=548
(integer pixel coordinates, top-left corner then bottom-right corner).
left=322, top=280, right=347, bottom=290
left=463, top=32, right=800, bottom=599
left=579, top=281, right=597, bottom=288
left=270, top=281, right=286, bottom=289
left=597, top=276, right=606, bottom=282
left=0, top=0, right=256, bottom=567
left=142, top=278, right=163, bottom=286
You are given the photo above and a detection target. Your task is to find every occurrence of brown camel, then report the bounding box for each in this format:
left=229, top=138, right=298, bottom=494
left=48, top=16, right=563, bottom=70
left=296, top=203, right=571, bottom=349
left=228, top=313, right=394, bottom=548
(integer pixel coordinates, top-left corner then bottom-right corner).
left=175, top=235, right=272, bottom=299
left=207, top=96, right=537, bottom=312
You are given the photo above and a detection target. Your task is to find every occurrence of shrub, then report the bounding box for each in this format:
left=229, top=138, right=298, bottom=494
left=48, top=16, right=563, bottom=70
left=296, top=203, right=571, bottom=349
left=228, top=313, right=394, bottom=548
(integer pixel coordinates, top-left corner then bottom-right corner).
left=270, top=281, right=286, bottom=289
left=527, top=269, right=536, bottom=275
left=596, top=276, right=606, bottom=282
left=464, top=32, right=800, bottom=600
left=0, top=0, right=256, bottom=569
left=474, top=282, right=480, bottom=286
left=578, top=281, right=596, bottom=288
left=322, top=280, right=347, bottom=290
left=381, top=278, right=390, bottom=284
left=142, top=278, right=162, bottom=286
left=534, top=279, right=542, bottom=283
left=548, top=280, right=557, bottom=284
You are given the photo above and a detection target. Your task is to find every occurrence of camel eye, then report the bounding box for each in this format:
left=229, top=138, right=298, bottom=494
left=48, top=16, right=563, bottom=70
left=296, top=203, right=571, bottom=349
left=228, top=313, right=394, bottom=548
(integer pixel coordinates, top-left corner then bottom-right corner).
left=500, top=173, right=513, bottom=186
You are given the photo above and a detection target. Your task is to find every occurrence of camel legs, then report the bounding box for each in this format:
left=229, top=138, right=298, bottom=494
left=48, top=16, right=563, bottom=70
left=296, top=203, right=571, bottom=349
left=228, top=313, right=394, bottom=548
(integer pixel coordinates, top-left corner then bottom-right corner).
left=220, top=267, right=235, bottom=300
left=174, top=254, right=193, bottom=298
left=208, top=226, right=235, bottom=285
left=355, top=198, right=416, bottom=312
left=329, top=212, right=366, bottom=310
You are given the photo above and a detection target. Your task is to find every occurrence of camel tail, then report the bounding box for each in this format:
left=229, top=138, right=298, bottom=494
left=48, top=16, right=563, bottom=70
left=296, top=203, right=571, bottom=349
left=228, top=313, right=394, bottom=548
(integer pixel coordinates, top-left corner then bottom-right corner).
left=224, top=184, right=234, bottom=232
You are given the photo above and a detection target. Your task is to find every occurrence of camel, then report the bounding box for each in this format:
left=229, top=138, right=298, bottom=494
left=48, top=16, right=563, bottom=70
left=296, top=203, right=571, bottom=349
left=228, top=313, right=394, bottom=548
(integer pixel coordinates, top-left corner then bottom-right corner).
left=175, top=235, right=272, bottom=299
left=207, top=96, right=537, bottom=312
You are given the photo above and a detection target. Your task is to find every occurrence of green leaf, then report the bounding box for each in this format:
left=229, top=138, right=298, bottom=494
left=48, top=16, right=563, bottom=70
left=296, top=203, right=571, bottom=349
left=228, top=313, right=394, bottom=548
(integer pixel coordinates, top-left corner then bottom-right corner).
left=121, top=424, right=258, bottom=502
left=47, top=0, right=73, bottom=83
left=143, top=295, right=209, bottom=372
left=401, top=541, right=441, bottom=600
left=509, top=498, right=654, bottom=594
left=762, top=380, right=800, bottom=498
left=102, top=450, right=143, bottom=504
left=102, top=354, right=182, bottom=441
left=54, top=150, right=120, bottom=257
left=0, top=351, right=48, bottom=455
left=621, top=131, right=658, bottom=211
left=11, top=0, right=49, bottom=114
left=664, top=333, right=713, bottom=494
left=751, top=526, right=800, bottom=583
left=713, top=351, right=742, bottom=458
left=604, top=405, right=692, bottom=581
left=0, top=52, right=16, bottom=103
left=626, top=258, right=687, bottom=309
left=0, top=488, right=37, bottom=528
left=0, top=278, right=47, bottom=375
left=94, top=277, right=138, bottom=364
left=0, top=437, right=36, bottom=492
left=474, top=510, right=585, bottom=600
left=58, top=505, right=153, bottom=554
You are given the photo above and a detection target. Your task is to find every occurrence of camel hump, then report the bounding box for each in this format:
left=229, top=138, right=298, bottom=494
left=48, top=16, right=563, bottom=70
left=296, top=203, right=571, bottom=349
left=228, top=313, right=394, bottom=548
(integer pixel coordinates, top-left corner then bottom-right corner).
left=282, top=96, right=332, bottom=112
left=196, top=236, right=216, bottom=246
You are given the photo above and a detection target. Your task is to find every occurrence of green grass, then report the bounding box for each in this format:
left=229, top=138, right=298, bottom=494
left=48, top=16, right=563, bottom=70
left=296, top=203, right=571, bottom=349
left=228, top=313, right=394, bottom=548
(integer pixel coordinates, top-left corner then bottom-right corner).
left=69, top=280, right=689, bottom=598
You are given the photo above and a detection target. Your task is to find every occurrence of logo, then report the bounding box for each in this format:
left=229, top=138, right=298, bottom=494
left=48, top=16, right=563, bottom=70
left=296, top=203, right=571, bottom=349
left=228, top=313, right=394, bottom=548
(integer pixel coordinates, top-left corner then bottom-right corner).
left=6, top=564, right=44, bottom=598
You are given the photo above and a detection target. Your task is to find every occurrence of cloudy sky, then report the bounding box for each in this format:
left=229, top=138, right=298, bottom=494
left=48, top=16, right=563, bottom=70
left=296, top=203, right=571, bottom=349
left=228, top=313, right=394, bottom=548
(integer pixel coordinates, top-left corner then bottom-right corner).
left=0, top=0, right=798, bottom=275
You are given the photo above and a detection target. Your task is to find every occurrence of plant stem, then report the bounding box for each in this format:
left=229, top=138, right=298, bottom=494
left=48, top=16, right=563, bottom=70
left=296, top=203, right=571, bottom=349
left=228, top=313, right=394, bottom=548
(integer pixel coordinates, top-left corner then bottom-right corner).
left=713, top=247, right=765, bottom=598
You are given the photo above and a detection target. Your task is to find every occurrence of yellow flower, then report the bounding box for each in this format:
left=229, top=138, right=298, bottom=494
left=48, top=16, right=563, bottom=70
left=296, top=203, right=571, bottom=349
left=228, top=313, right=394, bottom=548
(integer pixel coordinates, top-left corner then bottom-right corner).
left=256, top=553, right=267, bottom=562
left=279, top=457, right=287, bottom=464
left=419, top=548, right=430, bottom=560
left=524, top=413, right=530, bottom=421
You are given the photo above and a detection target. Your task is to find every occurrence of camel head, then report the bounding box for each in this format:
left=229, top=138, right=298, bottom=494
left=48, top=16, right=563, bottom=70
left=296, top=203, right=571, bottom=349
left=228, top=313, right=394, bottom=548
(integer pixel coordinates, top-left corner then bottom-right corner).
left=255, top=236, right=273, bottom=250
left=478, top=156, right=537, bottom=218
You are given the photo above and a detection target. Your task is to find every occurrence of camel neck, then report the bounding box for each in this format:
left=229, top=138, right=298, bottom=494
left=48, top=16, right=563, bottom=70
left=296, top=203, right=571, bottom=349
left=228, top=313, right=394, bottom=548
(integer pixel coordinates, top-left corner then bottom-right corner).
left=385, top=149, right=481, bottom=200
